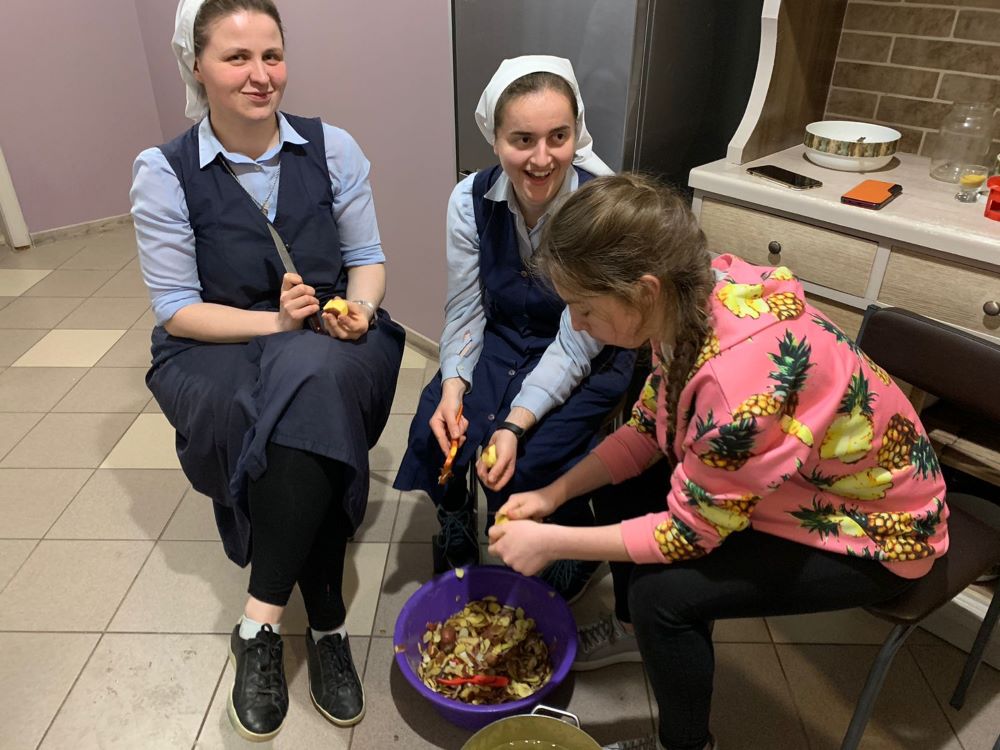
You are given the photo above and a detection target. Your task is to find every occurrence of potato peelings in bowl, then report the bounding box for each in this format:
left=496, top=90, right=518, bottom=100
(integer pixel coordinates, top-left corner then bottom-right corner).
left=418, top=596, right=553, bottom=704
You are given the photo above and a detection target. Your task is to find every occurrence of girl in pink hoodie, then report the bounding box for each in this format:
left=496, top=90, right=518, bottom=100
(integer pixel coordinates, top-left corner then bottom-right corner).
left=487, top=174, right=947, bottom=750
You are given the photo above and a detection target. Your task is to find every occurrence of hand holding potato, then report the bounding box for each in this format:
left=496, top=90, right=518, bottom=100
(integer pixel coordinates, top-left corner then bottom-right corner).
left=477, top=429, right=517, bottom=491
left=322, top=298, right=370, bottom=340
left=487, top=517, right=555, bottom=577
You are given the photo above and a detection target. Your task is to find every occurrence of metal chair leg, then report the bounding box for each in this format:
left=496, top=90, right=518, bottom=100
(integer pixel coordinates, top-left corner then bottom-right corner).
left=840, top=624, right=914, bottom=750
left=950, top=590, right=1000, bottom=710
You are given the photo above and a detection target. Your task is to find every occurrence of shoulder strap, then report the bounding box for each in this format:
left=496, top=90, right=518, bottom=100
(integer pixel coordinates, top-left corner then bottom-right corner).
left=471, top=165, right=503, bottom=239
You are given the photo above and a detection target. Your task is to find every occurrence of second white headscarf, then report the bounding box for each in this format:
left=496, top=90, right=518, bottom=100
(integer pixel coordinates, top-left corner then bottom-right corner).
left=474, top=55, right=613, bottom=177
left=173, top=0, right=210, bottom=122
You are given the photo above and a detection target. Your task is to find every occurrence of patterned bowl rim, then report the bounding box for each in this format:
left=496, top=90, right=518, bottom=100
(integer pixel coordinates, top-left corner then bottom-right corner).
left=804, top=121, right=901, bottom=159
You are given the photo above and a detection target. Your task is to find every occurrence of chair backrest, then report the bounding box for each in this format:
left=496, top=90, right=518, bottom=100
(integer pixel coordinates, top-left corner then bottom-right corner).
left=856, top=306, right=1000, bottom=424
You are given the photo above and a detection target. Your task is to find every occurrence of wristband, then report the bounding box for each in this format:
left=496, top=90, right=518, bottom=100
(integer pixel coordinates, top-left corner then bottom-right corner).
left=497, top=421, right=527, bottom=441
left=351, top=299, right=377, bottom=319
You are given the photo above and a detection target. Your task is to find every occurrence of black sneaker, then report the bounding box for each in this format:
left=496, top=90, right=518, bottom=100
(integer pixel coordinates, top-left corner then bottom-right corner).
left=305, top=631, right=366, bottom=726
left=227, top=624, right=288, bottom=742
left=432, top=504, right=480, bottom=574
left=539, top=559, right=606, bottom=605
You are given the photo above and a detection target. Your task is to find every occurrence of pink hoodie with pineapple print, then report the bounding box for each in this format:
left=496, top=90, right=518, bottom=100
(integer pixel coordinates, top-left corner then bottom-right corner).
left=593, top=255, right=948, bottom=578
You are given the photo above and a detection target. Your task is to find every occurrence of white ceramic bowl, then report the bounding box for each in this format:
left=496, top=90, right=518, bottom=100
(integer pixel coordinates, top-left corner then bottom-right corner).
left=804, top=120, right=901, bottom=172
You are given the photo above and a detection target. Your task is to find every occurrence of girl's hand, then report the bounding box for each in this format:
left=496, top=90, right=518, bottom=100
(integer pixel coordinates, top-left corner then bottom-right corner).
left=323, top=300, right=371, bottom=340
left=476, top=429, right=517, bottom=491
left=487, top=520, right=556, bottom=577
left=495, top=488, right=559, bottom=523
left=277, top=273, right=320, bottom=332
left=430, top=378, right=468, bottom=456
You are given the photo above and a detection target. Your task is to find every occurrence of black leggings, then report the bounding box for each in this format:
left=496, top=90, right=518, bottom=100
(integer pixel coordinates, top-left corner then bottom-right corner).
left=595, top=465, right=914, bottom=750
left=247, top=443, right=353, bottom=631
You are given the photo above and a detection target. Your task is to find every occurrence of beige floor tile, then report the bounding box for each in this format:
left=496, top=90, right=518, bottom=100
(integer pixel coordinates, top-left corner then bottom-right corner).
left=712, top=617, right=775, bottom=643
left=0, top=329, right=47, bottom=366
left=0, top=296, right=11, bottom=310
left=161, top=486, right=218, bottom=541
left=0, top=632, right=98, bottom=750
left=369, top=414, right=413, bottom=472
left=94, top=329, right=153, bottom=368
left=351, top=636, right=472, bottom=750
left=0, top=540, right=36, bottom=590
left=23, top=269, right=115, bottom=297
left=46, top=469, right=188, bottom=540
left=0, top=269, right=52, bottom=296
left=0, top=296, right=82, bottom=329
left=0, top=366, right=87, bottom=411
left=0, top=539, right=152, bottom=630
left=52, top=367, right=151, bottom=412
left=0, top=468, right=92, bottom=538
left=40, top=633, right=226, bottom=750
left=143, top=396, right=162, bottom=413
left=909, top=644, right=1000, bottom=750
left=11, top=329, right=126, bottom=367
left=401, top=345, right=428, bottom=369
left=195, top=635, right=368, bottom=749
left=390, top=367, right=427, bottom=415
left=777, top=643, right=962, bottom=749
left=372, top=542, right=434, bottom=637
left=101, top=413, right=180, bottom=469
left=93, top=259, right=149, bottom=297
left=1, top=412, right=135, bottom=468
left=767, top=608, right=895, bottom=645
left=108, top=540, right=250, bottom=634
left=393, top=488, right=438, bottom=542
left=0, top=239, right=85, bottom=269
left=353, top=471, right=400, bottom=542
left=56, top=297, right=149, bottom=329
left=58, top=237, right=136, bottom=272
left=131, top=307, right=156, bottom=330
left=0, top=413, right=43, bottom=460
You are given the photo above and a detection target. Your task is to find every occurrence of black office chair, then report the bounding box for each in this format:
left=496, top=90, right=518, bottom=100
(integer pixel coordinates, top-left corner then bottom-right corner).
left=840, top=306, right=1000, bottom=749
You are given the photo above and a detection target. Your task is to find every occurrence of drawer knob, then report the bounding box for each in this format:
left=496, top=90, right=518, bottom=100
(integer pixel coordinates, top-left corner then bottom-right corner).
left=984, top=301, right=1000, bottom=317
left=767, top=240, right=782, bottom=255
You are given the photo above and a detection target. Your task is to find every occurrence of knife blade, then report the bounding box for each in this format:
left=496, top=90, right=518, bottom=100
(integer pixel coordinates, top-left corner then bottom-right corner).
left=266, top=223, right=325, bottom=333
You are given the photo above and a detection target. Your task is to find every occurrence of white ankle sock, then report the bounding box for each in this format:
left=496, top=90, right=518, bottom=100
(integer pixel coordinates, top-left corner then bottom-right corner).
left=239, top=615, right=281, bottom=640
left=311, top=623, right=348, bottom=643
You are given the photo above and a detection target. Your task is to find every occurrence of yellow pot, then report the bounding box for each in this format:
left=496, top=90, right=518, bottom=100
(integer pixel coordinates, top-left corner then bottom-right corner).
left=461, top=706, right=602, bottom=750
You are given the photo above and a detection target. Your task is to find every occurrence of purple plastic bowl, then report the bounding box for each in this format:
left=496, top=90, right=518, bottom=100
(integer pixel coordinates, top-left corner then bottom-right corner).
left=393, top=565, right=578, bottom=731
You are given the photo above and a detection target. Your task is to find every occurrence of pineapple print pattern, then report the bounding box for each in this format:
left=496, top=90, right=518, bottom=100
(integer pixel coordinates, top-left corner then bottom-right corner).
left=718, top=282, right=806, bottom=322
left=653, top=516, right=705, bottom=561
left=819, top=372, right=876, bottom=464
left=627, top=365, right=663, bottom=436
left=803, top=466, right=894, bottom=502
left=810, top=314, right=892, bottom=385
left=683, top=480, right=759, bottom=538
left=690, top=332, right=721, bottom=378
left=877, top=414, right=941, bottom=479
left=697, top=412, right=759, bottom=471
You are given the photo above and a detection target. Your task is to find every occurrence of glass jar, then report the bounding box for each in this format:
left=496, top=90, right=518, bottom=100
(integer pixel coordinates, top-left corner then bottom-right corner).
left=929, top=102, right=995, bottom=183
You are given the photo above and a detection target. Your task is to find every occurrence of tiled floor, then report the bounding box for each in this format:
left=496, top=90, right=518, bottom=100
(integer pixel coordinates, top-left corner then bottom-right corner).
left=0, top=226, right=997, bottom=750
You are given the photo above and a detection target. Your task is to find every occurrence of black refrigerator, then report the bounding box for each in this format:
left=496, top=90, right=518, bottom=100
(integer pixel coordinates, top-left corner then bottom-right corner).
left=453, top=0, right=764, bottom=189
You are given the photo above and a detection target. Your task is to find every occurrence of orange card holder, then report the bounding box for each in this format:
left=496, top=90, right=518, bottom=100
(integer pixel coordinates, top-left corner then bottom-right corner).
left=841, top=179, right=903, bottom=210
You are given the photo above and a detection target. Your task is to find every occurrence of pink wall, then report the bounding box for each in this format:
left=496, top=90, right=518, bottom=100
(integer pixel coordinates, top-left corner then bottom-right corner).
left=134, top=0, right=456, bottom=339
left=0, top=0, right=163, bottom=232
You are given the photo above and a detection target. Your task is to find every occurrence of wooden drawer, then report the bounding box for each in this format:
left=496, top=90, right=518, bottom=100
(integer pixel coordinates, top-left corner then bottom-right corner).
left=879, top=247, right=1000, bottom=341
left=806, top=294, right=864, bottom=340
left=699, top=198, right=877, bottom=296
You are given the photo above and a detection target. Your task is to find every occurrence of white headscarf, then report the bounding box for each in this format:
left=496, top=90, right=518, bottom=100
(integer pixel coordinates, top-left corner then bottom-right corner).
left=475, top=55, right=612, bottom=177
left=173, top=0, right=210, bottom=122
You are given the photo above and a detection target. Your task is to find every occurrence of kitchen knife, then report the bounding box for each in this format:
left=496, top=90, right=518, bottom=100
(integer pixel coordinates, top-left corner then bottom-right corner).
left=266, top=223, right=325, bottom=334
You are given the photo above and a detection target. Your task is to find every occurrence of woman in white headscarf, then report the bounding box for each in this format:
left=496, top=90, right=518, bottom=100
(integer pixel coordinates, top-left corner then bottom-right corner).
left=395, top=56, right=636, bottom=601
left=129, top=0, right=405, bottom=740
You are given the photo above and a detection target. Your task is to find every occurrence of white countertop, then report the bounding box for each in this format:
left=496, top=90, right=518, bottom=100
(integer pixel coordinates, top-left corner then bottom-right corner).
left=689, top=145, right=1000, bottom=266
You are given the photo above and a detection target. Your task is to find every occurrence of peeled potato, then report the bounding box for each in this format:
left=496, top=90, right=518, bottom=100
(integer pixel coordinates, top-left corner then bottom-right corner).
left=495, top=512, right=509, bottom=525
left=482, top=443, right=498, bottom=468
left=324, top=298, right=349, bottom=316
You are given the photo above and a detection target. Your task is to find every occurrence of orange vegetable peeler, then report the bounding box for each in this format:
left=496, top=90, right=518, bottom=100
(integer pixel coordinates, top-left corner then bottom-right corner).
left=438, top=404, right=463, bottom=485
left=436, top=674, right=509, bottom=687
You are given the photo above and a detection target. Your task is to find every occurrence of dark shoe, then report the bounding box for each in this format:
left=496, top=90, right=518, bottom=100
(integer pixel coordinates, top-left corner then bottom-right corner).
left=432, top=504, right=480, bottom=574
left=306, top=631, right=366, bottom=726
left=538, top=559, right=606, bottom=605
left=227, top=624, right=288, bottom=741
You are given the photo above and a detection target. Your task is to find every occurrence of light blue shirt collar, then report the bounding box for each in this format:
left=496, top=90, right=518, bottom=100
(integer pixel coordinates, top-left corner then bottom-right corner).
left=197, top=112, right=308, bottom=168
left=483, top=168, right=579, bottom=225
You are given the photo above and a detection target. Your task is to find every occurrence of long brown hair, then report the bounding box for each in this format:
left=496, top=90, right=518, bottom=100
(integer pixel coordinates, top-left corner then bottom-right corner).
left=193, top=0, right=285, bottom=58
left=536, top=173, right=714, bottom=452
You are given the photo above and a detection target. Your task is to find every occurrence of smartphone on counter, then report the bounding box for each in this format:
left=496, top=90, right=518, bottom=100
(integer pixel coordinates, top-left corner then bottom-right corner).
left=746, top=164, right=823, bottom=190
left=841, top=179, right=903, bottom=210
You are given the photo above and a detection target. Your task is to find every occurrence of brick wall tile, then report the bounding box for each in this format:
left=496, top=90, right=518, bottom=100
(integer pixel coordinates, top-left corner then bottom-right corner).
left=939, top=74, right=1000, bottom=104
left=892, top=38, right=998, bottom=76
left=838, top=32, right=893, bottom=62
left=877, top=96, right=952, bottom=128
left=827, top=88, right=880, bottom=118
left=954, top=10, right=1000, bottom=42
left=833, top=62, right=939, bottom=97
left=844, top=3, right=956, bottom=35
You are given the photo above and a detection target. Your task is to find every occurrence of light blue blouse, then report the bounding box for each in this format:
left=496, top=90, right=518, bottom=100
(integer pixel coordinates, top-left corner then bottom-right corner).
left=440, top=169, right=604, bottom=420
left=130, top=114, right=385, bottom=326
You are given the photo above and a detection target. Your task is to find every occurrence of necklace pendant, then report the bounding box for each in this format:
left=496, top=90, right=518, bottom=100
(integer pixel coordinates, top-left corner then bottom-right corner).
left=260, top=202, right=268, bottom=214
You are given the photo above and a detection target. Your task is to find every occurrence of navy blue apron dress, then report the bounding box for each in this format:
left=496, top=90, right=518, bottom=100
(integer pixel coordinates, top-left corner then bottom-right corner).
left=393, top=166, right=635, bottom=512
left=147, top=114, right=405, bottom=566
